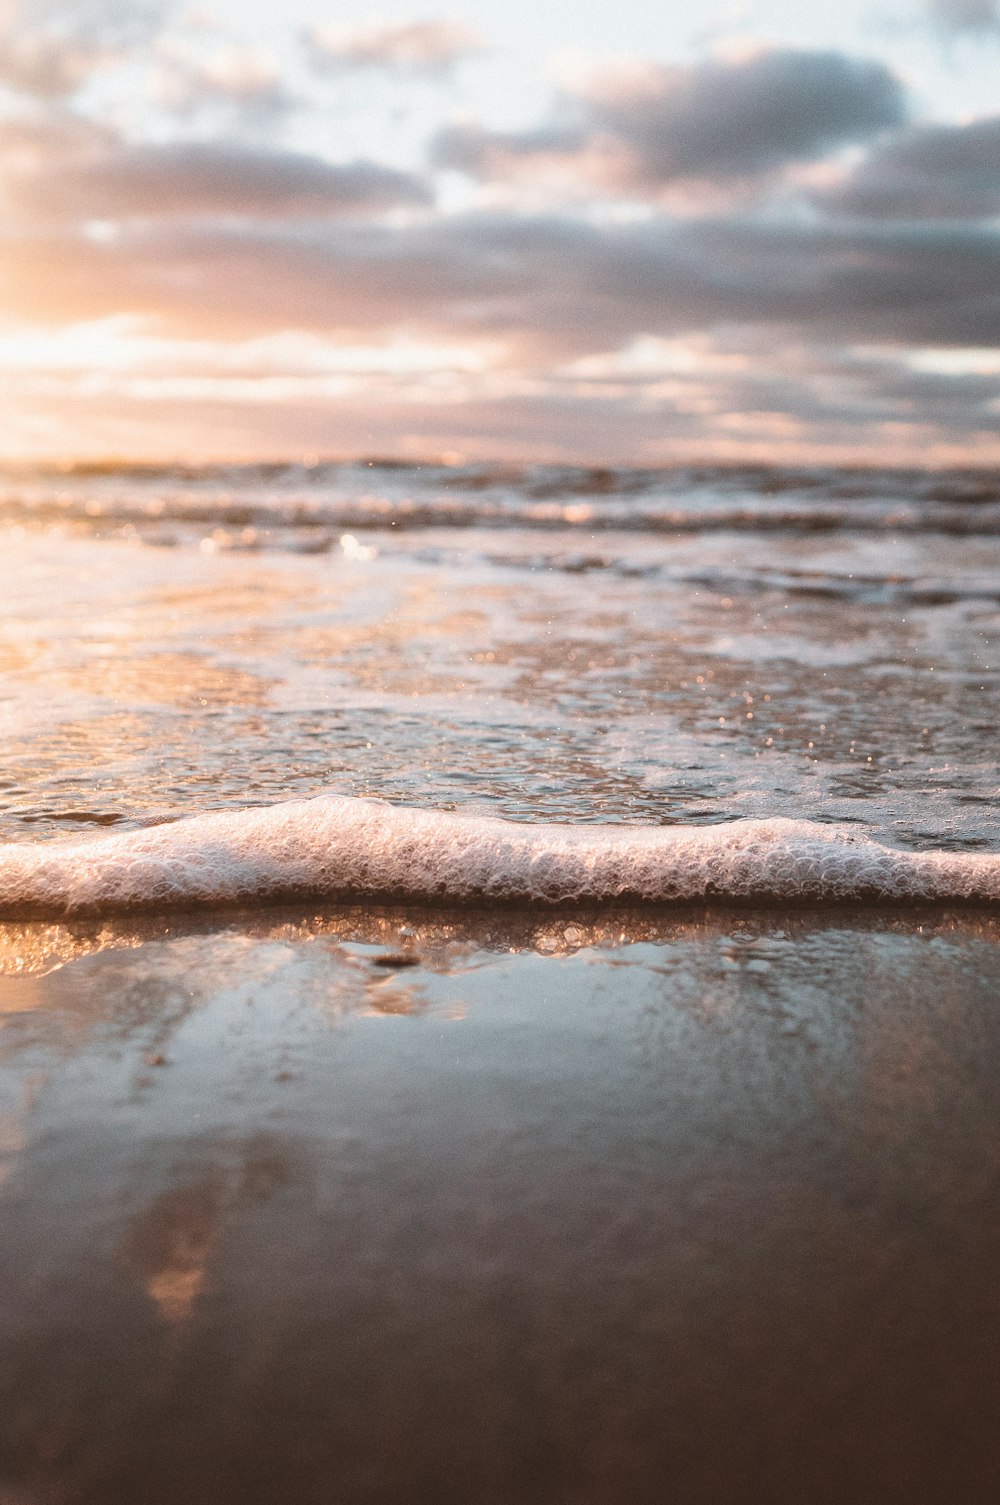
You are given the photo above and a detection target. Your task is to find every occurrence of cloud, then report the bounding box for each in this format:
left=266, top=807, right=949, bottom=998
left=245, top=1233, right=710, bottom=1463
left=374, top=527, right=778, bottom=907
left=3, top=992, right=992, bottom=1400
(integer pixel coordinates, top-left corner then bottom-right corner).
left=433, top=122, right=586, bottom=178
left=819, top=115, right=1000, bottom=219
left=0, top=28, right=101, bottom=98
left=305, top=16, right=483, bottom=74
left=582, top=50, right=908, bottom=181
left=4, top=210, right=997, bottom=361
left=151, top=39, right=292, bottom=121
left=924, top=0, right=999, bottom=33
left=0, top=18, right=991, bottom=465
left=0, top=113, right=114, bottom=163
left=434, top=48, right=907, bottom=193
left=5, top=140, right=431, bottom=223
left=0, top=0, right=166, bottom=99
left=6, top=330, right=999, bottom=466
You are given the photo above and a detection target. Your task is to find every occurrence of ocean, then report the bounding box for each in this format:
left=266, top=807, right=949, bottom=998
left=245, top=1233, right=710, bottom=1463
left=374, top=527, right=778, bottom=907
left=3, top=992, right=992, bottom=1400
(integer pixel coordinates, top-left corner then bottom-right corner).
left=1, top=461, right=999, bottom=1503
left=1, top=459, right=998, bottom=891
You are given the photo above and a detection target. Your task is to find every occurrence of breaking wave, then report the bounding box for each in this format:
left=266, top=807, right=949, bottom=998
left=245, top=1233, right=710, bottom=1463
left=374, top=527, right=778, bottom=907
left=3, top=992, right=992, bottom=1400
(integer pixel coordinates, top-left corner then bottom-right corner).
left=3, top=460, right=1000, bottom=541
left=1, top=796, right=998, bottom=918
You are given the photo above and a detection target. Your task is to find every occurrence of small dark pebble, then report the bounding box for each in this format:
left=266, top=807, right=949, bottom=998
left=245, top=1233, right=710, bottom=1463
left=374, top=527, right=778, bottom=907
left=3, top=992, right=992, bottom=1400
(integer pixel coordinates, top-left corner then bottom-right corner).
left=372, top=952, right=421, bottom=969
left=145, top=1052, right=168, bottom=1068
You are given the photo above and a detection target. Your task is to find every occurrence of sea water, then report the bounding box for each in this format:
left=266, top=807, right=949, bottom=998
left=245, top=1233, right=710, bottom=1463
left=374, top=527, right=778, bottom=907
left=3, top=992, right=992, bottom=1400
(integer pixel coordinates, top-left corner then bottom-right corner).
left=0, top=460, right=997, bottom=910
left=3, top=462, right=1000, bottom=1504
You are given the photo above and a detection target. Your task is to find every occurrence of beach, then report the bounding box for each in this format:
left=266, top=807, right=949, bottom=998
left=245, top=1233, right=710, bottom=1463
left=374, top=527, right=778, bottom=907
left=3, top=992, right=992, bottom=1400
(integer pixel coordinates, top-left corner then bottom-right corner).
left=2, top=905, right=1000, bottom=1502
left=1, top=461, right=999, bottom=1501
left=1, top=0, right=998, bottom=1487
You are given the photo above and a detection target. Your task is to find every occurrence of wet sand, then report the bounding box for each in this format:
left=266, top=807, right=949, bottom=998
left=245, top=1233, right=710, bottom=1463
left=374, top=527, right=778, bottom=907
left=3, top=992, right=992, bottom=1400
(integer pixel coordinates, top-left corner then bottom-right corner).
left=1, top=908, right=999, bottom=1503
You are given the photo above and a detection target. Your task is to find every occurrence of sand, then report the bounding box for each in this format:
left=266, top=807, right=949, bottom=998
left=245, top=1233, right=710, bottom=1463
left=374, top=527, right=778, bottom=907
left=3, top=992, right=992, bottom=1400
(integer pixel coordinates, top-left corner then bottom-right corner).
left=1, top=906, right=999, bottom=1503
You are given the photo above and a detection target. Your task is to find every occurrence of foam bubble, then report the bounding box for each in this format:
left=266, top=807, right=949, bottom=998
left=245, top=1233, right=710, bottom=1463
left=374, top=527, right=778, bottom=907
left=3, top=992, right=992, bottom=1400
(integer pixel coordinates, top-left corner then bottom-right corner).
left=0, top=797, right=998, bottom=918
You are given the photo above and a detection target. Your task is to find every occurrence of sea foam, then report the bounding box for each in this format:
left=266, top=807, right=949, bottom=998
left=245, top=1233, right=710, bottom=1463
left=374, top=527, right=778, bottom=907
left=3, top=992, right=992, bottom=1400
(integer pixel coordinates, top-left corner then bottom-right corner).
left=0, top=796, right=998, bottom=917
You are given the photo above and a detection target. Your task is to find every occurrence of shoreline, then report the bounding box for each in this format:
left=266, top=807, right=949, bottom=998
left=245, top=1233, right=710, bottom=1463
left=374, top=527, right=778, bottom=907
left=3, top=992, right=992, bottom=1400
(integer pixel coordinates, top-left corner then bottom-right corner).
left=4, top=896, right=1000, bottom=977
left=2, top=796, right=999, bottom=920
left=1, top=907, right=999, bottom=1502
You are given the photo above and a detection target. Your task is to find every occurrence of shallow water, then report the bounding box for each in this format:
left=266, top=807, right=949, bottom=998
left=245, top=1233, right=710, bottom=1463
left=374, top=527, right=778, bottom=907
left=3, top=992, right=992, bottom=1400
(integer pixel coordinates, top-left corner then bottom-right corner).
left=3, top=463, right=1000, bottom=1501
left=1, top=461, right=997, bottom=857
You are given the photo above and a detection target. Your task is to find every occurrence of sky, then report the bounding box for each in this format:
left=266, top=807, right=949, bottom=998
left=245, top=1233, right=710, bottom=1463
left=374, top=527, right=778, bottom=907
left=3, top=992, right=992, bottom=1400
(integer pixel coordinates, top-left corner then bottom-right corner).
left=0, top=0, right=998, bottom=465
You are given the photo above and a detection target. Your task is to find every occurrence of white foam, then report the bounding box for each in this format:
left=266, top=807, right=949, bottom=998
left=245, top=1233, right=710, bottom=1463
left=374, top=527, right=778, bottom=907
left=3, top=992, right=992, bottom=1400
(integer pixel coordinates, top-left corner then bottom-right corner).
left=1, top=796, right=998, bottom=917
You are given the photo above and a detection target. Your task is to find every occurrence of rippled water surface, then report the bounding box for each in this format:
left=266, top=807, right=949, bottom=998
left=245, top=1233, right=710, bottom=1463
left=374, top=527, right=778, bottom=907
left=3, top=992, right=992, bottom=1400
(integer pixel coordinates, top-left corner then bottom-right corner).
left=3, top=461, right=1000, bottom=1505
left=1, top=460, right=997, bottom=850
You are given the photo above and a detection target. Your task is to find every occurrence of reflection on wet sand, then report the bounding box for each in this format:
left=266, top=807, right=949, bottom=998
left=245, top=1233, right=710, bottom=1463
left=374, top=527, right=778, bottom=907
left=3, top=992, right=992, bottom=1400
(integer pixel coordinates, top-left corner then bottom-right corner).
left=4, top=901, right=1000, bottom=977
left=126, top=1176, right=221, bottom=1326
left=123, top=1137, right=303, bottom=1326
left=0, top=916, right=999, bottom=1501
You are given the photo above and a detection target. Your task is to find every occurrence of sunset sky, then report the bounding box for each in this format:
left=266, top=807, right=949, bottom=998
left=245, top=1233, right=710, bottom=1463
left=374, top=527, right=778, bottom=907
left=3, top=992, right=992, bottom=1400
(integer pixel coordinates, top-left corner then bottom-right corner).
left=0, top=0, right=998, bottom=464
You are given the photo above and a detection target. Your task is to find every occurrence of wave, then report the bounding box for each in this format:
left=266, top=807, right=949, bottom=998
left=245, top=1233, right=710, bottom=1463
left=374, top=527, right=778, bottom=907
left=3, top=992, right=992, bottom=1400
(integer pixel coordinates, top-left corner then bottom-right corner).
left=4, top=491, right=1000, bottom=539
left=1, top=796, right=998, bottom=918
left=4, top=460, right=1000, bottom=540
left=6, top=458, right=1000, bottom=502
left=486, top=556, right=1000, bottom=602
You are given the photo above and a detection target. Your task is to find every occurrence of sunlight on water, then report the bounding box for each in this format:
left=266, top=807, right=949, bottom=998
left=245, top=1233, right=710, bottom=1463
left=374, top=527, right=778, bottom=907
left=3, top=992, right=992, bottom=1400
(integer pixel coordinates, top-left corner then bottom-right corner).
left=0, top=462, right=996, bottom=853
left=1, top=462, right=999, bottom=1505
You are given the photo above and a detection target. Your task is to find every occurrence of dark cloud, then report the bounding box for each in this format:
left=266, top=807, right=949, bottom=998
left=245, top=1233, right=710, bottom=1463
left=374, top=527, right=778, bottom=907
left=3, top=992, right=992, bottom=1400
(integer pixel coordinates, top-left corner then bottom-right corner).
left=433, top=122, right=585, bottom=177
left=667, top=217, right=1000, bottom=347
left=305, top=17, right=483, bottom=74
left=584, top=50, right=907, bottom=181
left=821, top=115, right=1000, bottom=218
left=5, top=210, right=997, bottom=356
left=6, top=141, right=431, bottom=222
left=925, top=0, right=999, bottom=33
left=0, top=15, right=992, bottom=470
left=433, top=48, right=907, bottom=191
left=0, top=20, right=990, bottom=464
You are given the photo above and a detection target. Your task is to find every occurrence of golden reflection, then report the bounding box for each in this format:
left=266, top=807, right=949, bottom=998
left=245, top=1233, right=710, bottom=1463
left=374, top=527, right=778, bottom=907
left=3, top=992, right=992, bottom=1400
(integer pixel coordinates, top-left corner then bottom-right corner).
left=65, top=651, right=271, bottom=711
left=122, top=1177, right=223, bottom=1325
left=360, top=979, right=426, bottom=1016
left=149, top=575, right=318, bottom=624
left=6, top=707, right=167, bottom=777
left=0, top=921, right=145, bottom=978
left=121, top=1140, right=303, bottom=1326
left=0, top=970, right=52, bottom=1007
left=0, top=639, right=33, bottom=674
left=3, top=908, right=999, bottom=981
